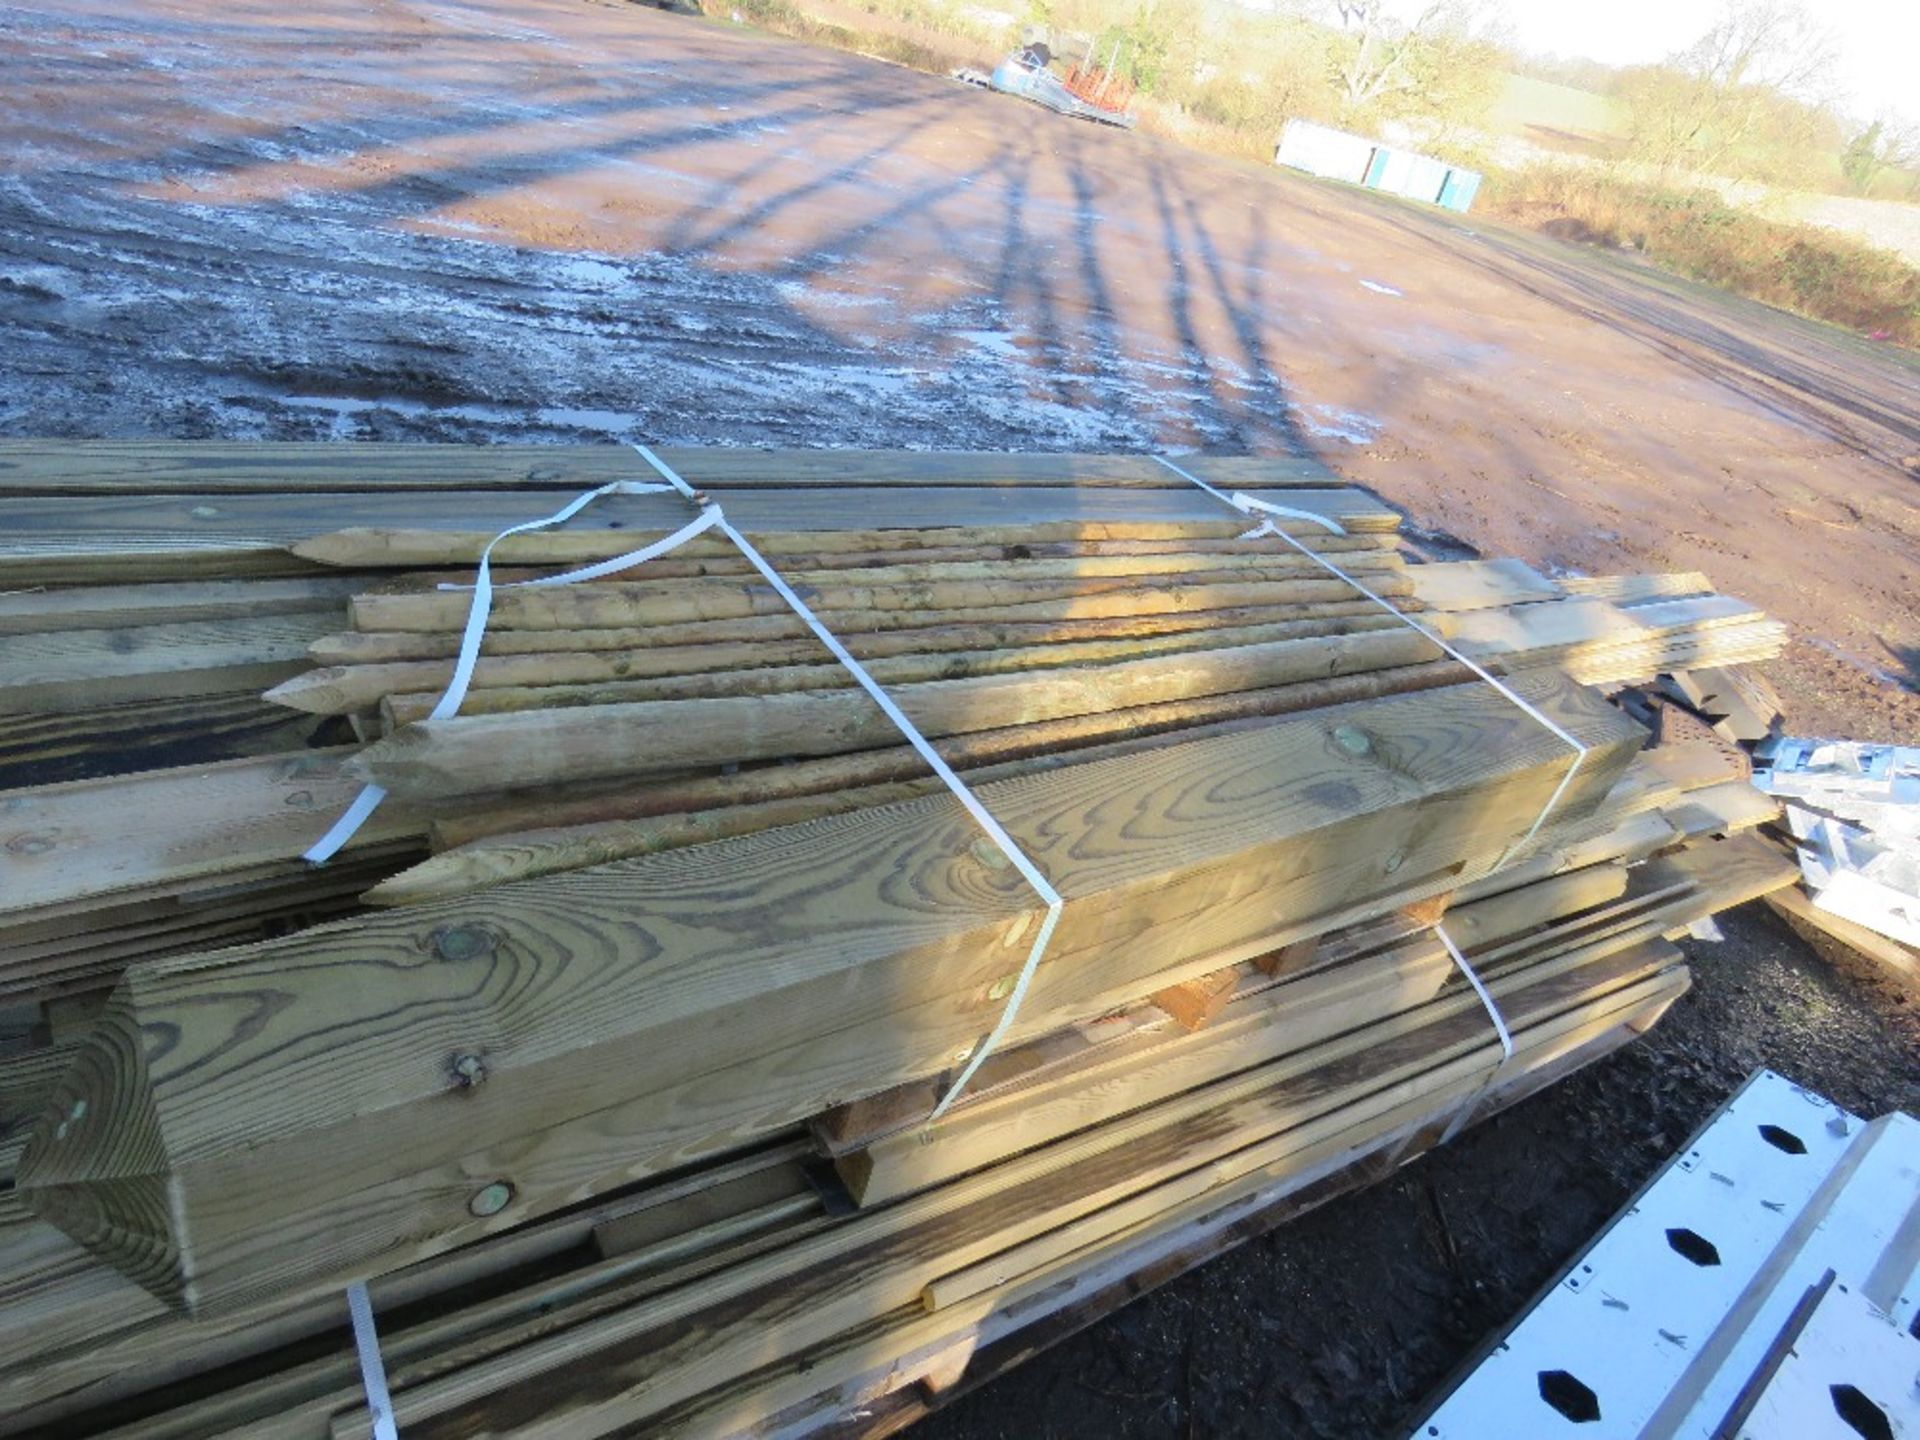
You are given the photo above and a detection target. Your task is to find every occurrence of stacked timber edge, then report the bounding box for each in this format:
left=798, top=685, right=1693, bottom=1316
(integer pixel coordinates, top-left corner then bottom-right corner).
left=0, top=442, right=1795, bottom=1439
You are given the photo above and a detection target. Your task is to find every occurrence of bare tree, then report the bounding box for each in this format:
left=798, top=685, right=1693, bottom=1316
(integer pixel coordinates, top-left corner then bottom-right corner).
left=1327, top=0, right=1444, bottom=110
left=1676, top=0, right=1835, bottom=99
left=1623, top=0, right=1839, bottom=180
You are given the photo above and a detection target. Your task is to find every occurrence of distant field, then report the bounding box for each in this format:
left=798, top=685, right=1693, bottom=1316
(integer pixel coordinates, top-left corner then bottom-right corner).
left=1776, top=191, right=1920, bottom=267
left=1488, top=74, right=1621, bottom=155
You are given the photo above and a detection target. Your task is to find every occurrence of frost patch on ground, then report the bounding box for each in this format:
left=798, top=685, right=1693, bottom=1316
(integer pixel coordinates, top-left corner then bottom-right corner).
left=1296, top=404, right=1380, bottom=446
left=0, top=168, right=1320, bottom=453
left=0, top=5, right=1333, bottom=458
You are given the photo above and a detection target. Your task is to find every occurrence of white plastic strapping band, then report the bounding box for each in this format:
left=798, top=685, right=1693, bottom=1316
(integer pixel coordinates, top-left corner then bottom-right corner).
left=346, top=1280, right=399, bottom=1440
left=1433, top=922, right=1513, bottom=1062
left=1150, top=454, right=1590, bottom=862
left=1434, top=921, right=1514, bottom=1145
left=306, top=445, right=1062, bottom=1120
left=1152, top=452, right=1587, bottom=1088
left=622, top=445, right=1065, bottom=1124
left=303, top=480, right=715, bottom=863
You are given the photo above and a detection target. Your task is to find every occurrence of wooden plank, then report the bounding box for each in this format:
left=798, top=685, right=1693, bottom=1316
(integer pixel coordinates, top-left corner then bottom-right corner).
left=1647, top=835, right=1799, bottom=924
left=0, top=578, right=359, bottom=635
left=0, top=488, right=1379, bottom=553
left=681, top=988, right=1674, bottom=1440
left=0, top=443, right=1337, bottom=494
left=309, top=596, right=1409, bottom=664
left=1766, top=887, right=1920, bottom=989
left=418, top=657, right=1475, bottom=857
left=840, top=896, right=1679, bottom=1209
left=1664, top=778, right=1778, bottom=839
left=35, top=962, right=1603, bottom=1440
left=1663, top=664, right=1783, bottom=742
left=1439, top=865, right=1630, bottom=952
left=347, top=614, right=1423, bottom=725
left=0, top=614, right=338, bottom=713
left=350, top=628, right=1448, bottom=800
left=0, top=1045, right=76, bottom=1184
left=360, top=967, right=1642, bottom=1438
left=1147, top=968, right=1240, bottom=1032
left=817, top=849, right=1659, bottom=1161
left=17, top=673, right=1642, bottom=1314
left=368, top=956, right=1682, bottom=1440
left=0, top=486, right=1396, bottom=583
left=1449, top=594, right=1763, bottom=659
left=0, top=1135, right=814, bottom=1431
left=1253, top=936, right=1321, bottom=978
left=1559, top=572, right=1713, bottom=602
left=1404, top=558, right=1562, bottom=611
left=0, top=690, right=333, bottom=790
left=347, top=565, right=1407, bottom=635
left=807, top=971, right=1684, bottom=1440
left=0, top=750, right=423, bottom=919
left=375, top=664, right=1488, bottom=905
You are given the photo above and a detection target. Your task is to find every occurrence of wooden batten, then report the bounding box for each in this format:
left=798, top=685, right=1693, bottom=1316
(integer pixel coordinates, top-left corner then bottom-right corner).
left=349, top=628, right=1450, bottom=800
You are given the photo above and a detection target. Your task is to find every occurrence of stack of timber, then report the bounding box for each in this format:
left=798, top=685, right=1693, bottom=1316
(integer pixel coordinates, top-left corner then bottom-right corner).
left=0, top=442, right=1798, bottom=1438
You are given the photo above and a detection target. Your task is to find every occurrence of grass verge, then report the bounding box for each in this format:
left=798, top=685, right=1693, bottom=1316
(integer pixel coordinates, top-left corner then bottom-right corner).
left=1485, top=168, right=1920, bottom=345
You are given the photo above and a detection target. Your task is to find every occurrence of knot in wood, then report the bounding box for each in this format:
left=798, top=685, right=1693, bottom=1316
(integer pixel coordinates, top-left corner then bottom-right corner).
left=1332, top=724, right=1373, bottom=757
left=449, top=1052, right=488, bottom=1088
left=429, top=924, right=497, bottom=963
left=468, top=1180, right=515, bottom=1218
left=968, top=837, right=1012, bottom=871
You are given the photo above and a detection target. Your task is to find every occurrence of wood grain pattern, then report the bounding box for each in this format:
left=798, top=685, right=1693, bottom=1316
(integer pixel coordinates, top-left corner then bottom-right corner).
left=0, top=749, right=422, bottom=918
left=0, top=690, right=334, bottom=790
left=18, top=672, right=1641, bottom=1313
left=348, top=567, right=1410, bottom=635
left=752, top=981, right=1681, bottom=1440
left=839, top=887, right=1679, bottom=1208
left=379, top=951, right=1683, bottom=1439
left=0, top=613, right=338, bottom=713
left=350, top=627, right=1447, bottom=799
left=307, top=596, right=1408, bottom=664
left=0, top=443, right=1337, bottom=494
left=418, top=657, right=1474, bottom=852
left=0, top=484, right=1394, bottom=584
left=273, top=610, right=1419, bottom=719
left=0, top=578, right=360, bottom=636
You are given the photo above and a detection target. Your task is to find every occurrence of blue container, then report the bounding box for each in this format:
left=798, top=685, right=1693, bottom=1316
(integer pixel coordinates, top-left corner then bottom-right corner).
left=1437, top=168, right=1481, bottom=214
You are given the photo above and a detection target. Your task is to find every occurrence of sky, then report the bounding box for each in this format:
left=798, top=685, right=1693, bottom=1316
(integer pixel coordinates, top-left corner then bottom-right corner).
left=1496, top=0, right=1920, bottom=128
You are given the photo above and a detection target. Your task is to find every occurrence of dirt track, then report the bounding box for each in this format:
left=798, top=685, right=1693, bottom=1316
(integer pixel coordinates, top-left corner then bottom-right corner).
left=1, top=1, right=1916, bottom=1434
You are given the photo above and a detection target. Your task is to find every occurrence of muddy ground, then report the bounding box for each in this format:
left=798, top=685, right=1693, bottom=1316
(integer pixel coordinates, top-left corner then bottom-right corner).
left=1, top=0, right=1916, bottom=1434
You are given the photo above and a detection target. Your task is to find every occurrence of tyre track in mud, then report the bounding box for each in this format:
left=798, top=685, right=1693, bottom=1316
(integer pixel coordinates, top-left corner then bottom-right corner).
left=1367, top=200, right=1920, bottom=470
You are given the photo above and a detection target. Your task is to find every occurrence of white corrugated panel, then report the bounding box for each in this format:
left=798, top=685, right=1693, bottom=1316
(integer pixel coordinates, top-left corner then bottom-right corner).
left=1274, top=120, right=1375, bottom=184
left=1418, top=1070, right=1920, bottom=1439
left=1393, top=153, right=1451, bottom=205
